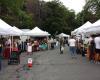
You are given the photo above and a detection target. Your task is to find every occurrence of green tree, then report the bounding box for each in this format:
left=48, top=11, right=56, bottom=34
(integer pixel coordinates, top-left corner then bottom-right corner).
left=0, top=0, right=35, bottom=28
left=75, top=0, right=99, bottom=28
left=40, top=0, right=76, bottom=35
left=84, top=0, right=100, bottom=19
left=0, top=0, right=79, bottom=35
left=76, top=10, right=96, bottom=26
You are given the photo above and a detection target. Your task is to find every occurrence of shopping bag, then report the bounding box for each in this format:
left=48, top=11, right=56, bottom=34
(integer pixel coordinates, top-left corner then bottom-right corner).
left=61, top=46, right=64, bottom=51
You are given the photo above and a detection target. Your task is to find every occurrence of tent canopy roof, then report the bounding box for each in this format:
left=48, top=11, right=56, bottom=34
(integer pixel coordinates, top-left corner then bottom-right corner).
left=92, top=19, right=100, bottom=26
left=0, top=19, right=19, bottom=35
left=84, top=19, right=100, bottom=34
left=26, top=27, right=50, bottom=36
left=78, top=21, right=92, bottom=30
left=57, top=33, right=69, bottom=37
left=13, top=26, right=23, bottom=33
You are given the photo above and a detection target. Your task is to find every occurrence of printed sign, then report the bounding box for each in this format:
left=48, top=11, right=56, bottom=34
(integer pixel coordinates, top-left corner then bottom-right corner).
left=28, top=58, right=33, bottom=64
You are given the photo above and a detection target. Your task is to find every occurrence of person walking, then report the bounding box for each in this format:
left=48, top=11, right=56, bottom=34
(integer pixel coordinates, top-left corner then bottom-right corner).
left=94, top=34, right=100, bottom=64
left=68, top=36, right=76, bottom=58
left=79, top=38, right=85, bottom=57
left=88, top=35, right=95, bottom=62
left=59, top=37, right=64, bottom=54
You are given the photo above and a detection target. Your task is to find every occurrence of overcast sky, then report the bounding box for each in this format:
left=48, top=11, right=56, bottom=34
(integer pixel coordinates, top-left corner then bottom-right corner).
left=44, top=0, right=86, bottom=14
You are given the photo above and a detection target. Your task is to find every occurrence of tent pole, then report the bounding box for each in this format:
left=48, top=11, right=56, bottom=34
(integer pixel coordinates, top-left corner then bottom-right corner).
left=12, top=36, right=13, bottom=52
left=10, top=35, right=12, bottom=56
left=20, top=35, right=23, bottom=51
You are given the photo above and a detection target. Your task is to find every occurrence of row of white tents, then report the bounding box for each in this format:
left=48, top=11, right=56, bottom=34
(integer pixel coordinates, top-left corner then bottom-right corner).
left=0, top=19, right=70, bottom=38
left=71, top=19, right=100, bottom=37
left=0, top=19, right=50, bottom=36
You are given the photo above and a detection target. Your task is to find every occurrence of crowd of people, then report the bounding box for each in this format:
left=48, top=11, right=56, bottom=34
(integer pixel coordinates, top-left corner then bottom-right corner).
left=0, top=37, right=64, bottom=70
left=87, top=34, right=100, bottom=63
left=68, top=34, right=100, bottom=64
left=0, top=34, right=100, bottom=71
left=25, top=38, right=48, bottom=54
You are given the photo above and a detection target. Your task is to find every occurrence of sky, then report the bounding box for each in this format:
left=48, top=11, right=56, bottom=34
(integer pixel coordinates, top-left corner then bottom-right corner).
left=44, top=0, right=86, bottom=14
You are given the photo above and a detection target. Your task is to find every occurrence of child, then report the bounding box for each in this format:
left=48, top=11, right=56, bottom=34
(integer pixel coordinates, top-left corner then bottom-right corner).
left=27, top=42, right=32, bottom=55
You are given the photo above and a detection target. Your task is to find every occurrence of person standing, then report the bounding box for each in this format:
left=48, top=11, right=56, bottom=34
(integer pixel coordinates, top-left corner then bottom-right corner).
left=68, top=36, right=76, bottom=58
left=88, top=35, right=95, bottom=62
left=55, top=39, right=59, bottom=49
left=0, top=40, right=3, bottom=71
left=27, top=41, right=32, bottom=55
left=94, top=34, right=100, bottom=64
left=79, top=38, right=85, bottom=57
left=59, top=37, right=64, bottom=54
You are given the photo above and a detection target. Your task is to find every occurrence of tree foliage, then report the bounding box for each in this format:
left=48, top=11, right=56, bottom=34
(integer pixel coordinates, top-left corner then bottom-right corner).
left=0, top=0, right=100, bottom=35
left=84, top=0, right=100, bottom=19
left=0, top=0, right=34, bottom=28
left=76, top=0, right=100, bottom=27
left=40, top=0, right=76, bottom=35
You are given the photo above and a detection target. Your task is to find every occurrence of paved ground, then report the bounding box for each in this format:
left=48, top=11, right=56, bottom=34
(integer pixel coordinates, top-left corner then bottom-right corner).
left=0, top=46, right=100, bottom=80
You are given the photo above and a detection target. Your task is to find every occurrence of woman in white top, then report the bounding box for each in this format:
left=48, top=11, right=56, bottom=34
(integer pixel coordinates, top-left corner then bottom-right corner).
left=68, top=36, right=76, bottom=58
left=94, top=34, right=100, bottom=63
left=27, top=42, right=32, bottom=55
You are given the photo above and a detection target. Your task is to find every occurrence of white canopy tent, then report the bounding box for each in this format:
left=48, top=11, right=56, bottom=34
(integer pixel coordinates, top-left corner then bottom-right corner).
left=0, top=19, right=23, bottom=35
left=71, top=29, right=78, bottom=35
left=76, top=21, right=92, bottom=34
left=9, top=26, right=23, bottom=36
left=0, top=19, right=13, bottom=35
left=57, top=33, right=70, bottom=38
left=26, top=27, right=50, bottom=36
left=84, top=19, right=100, bottom=35
left=0, top=19, right=50, bottom=36
left=13, top=26, right=23, bottom=34
left=0, top=19, right=24, bottom=54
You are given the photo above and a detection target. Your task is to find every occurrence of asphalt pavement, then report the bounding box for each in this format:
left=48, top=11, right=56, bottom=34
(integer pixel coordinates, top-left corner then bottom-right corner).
left=0, top=46, right=100, bottom=80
